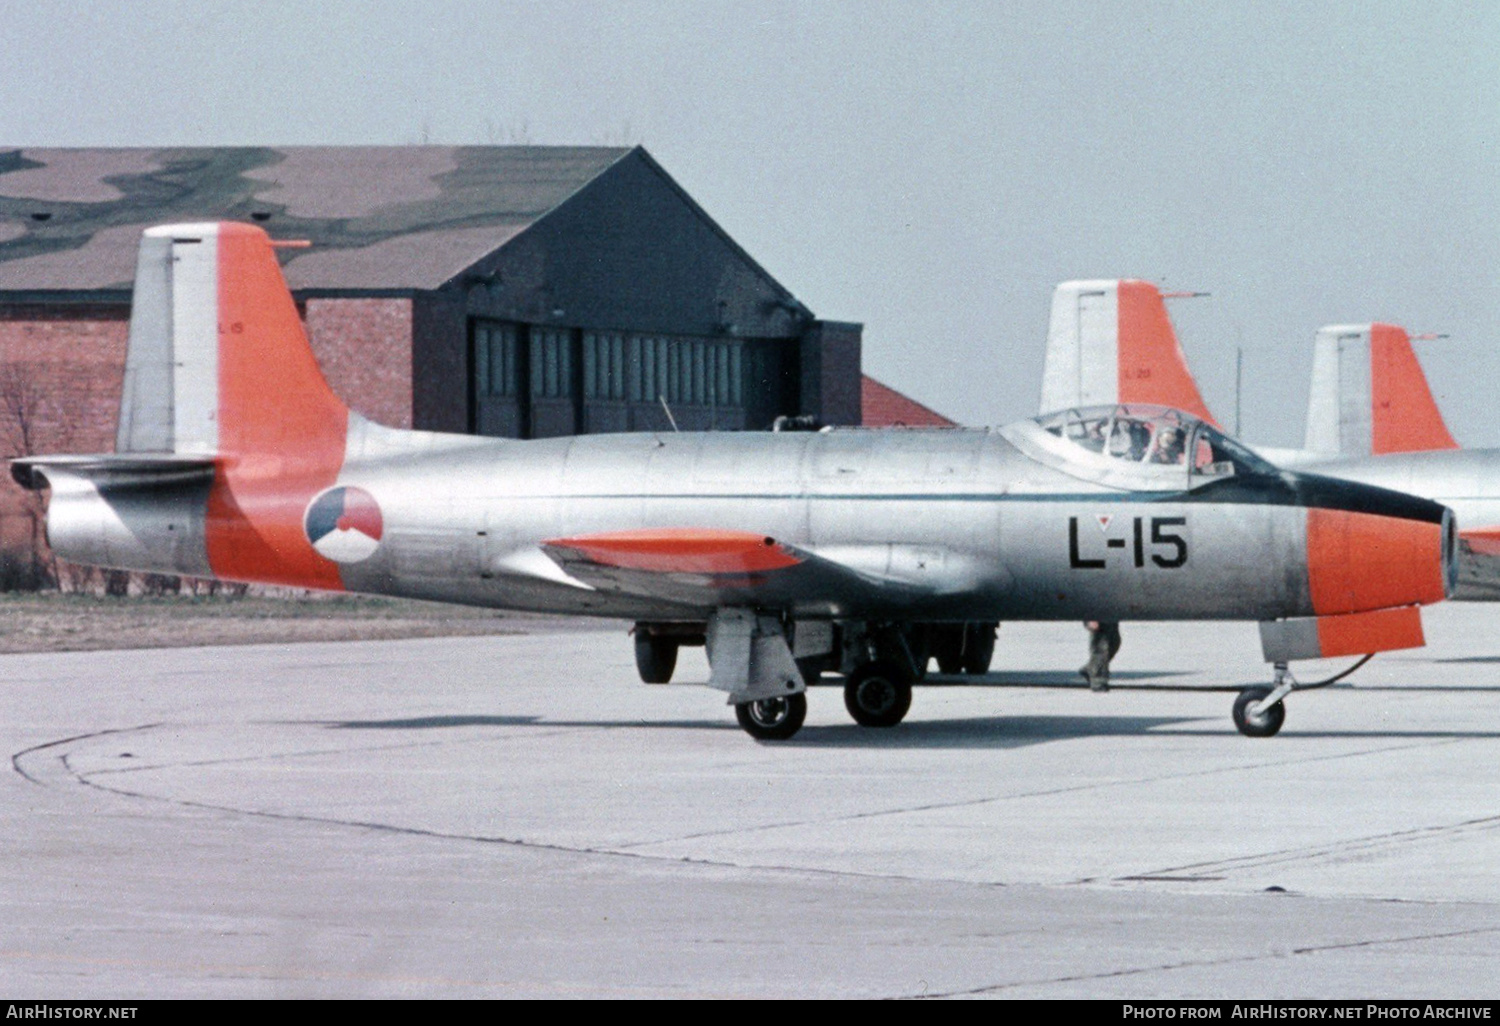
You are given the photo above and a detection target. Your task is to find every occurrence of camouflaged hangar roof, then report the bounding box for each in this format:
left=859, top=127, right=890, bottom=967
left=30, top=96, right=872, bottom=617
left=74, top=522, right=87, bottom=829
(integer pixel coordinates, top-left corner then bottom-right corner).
left=0, top=146, right=639, bottom=292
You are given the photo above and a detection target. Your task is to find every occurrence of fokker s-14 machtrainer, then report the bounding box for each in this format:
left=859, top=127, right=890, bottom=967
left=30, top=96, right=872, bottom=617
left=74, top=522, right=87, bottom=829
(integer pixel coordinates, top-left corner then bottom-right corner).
left=11, top=224, right=1457, bottom=739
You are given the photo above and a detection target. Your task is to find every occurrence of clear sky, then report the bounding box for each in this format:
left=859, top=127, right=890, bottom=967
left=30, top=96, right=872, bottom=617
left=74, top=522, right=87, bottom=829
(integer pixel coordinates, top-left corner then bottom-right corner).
left=3, top=0, right=1497, bottom=445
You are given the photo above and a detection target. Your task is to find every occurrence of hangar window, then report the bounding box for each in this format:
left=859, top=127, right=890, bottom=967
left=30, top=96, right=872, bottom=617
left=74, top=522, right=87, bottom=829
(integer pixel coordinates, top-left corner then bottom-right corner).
left=531, top=328, right=574, bottom=399
left=621, top=334, right=745, bottom=408
left=584, top=331, right=626, bottom=400
left=474, top=321, right=519, bottom=397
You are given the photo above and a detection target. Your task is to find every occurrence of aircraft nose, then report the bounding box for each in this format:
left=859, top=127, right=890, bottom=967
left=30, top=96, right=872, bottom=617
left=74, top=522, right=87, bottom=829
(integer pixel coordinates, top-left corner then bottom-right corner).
left=1297, top=474, right=1454, bottom=613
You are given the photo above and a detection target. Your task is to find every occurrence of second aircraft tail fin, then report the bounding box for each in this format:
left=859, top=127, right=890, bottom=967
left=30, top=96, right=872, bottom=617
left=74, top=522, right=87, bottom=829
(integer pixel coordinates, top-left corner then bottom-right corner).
left=1039, top=279, right=1218, bottom=425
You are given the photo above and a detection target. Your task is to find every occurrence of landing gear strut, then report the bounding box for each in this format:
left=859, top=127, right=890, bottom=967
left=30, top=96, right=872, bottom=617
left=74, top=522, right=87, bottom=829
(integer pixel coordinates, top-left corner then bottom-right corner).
left=930, top=622, right=997, bottom=675
left=1233, top=662, right=1294, bottom=737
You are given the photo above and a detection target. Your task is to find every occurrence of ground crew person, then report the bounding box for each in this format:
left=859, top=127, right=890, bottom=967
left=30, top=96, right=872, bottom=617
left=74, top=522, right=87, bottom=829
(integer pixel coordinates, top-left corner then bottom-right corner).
left=1081, top=620, right=1121, bottom=691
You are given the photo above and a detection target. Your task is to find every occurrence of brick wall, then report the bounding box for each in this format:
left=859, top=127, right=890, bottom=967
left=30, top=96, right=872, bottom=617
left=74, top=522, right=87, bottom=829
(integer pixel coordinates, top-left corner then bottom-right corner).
left=0, top=307, right=129, bottom=585
left=305, top=297, right=414, bottom=429
left=0, top=297, right=418, bottom=585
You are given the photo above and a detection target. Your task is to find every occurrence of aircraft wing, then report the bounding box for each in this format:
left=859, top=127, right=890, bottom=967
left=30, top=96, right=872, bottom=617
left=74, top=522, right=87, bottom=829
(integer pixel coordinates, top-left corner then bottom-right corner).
left=540, top=528, right=955, bottom=616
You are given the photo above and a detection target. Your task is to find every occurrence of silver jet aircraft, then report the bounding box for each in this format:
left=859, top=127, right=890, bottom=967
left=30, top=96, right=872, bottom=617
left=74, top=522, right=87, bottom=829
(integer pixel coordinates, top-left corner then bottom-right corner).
left=11, top=225, right=1457, bottom=739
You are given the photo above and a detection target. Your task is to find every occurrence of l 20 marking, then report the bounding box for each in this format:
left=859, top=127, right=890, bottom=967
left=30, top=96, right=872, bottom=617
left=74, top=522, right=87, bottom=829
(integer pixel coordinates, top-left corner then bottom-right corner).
left=1069, top=515, right=1187, bottom=569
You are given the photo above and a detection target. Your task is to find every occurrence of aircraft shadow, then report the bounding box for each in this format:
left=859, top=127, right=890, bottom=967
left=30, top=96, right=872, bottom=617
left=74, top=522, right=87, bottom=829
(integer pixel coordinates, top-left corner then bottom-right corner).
left=784, top=714, right=1204, bottom=749
left=318, top=715, right=543, bottom=730
left=305, top=711, right=1500, bottom=749
left=1332, top=684, right=1500, bottom=693
left=924, top=670, right=1194, bottom=688
left=304, top=712, right=1199, bottom=748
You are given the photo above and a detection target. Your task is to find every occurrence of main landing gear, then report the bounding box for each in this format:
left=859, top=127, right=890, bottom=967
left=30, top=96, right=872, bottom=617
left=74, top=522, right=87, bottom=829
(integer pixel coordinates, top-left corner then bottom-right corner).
left=929, top=623, right=997, bottom=676
left=734, top=693, right=808, bottom=740
left=723, top=620, right=994, bottom=738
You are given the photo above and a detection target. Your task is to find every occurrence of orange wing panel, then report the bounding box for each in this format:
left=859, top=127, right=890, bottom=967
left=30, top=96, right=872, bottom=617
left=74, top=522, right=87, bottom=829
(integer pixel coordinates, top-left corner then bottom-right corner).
left=544, top=529, right=802, bottom=575
left=1461, top=527, right=1500, bottom=558
left=1315, top=605, right=1425, bottom=657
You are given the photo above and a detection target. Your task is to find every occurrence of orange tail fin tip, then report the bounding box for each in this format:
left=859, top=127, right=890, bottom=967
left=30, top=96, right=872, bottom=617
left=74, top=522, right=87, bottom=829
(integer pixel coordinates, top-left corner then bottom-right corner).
left=1368, top=323, right=1458, bottom=454
left=1039, top=279, right=1218, bottom=426
left=1115, top=280, right=1218, bottom=426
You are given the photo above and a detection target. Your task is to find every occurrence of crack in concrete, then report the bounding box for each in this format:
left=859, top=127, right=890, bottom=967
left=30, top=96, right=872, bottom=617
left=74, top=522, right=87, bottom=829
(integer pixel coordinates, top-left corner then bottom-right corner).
left=920, top=923, right=1500, bottom=998
left=615, top=735, right=1469, bottom=851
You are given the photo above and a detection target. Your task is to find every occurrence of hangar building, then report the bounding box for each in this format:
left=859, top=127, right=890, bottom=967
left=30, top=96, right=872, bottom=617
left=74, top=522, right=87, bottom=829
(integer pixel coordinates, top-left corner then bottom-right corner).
left=0, top=146, right=938, bottom=581
left=0, top=146, right=865, bottom=445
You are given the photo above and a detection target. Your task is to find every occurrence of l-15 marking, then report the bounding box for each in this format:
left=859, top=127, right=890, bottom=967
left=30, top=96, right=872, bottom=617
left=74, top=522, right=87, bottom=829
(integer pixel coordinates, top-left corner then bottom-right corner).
left=1068, top=515, right=1187, bottom=569
left=10, top=225, right=1457, bottom=740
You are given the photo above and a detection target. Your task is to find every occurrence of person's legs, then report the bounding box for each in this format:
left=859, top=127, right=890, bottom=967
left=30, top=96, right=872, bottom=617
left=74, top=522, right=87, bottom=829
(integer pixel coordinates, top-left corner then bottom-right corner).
left=1081, top=621, right=1120, bottom=692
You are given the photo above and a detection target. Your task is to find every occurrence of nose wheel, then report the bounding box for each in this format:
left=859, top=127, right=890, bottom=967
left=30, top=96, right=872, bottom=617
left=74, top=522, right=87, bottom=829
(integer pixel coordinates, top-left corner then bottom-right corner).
left=1232, top=685, right=1286, bottom=737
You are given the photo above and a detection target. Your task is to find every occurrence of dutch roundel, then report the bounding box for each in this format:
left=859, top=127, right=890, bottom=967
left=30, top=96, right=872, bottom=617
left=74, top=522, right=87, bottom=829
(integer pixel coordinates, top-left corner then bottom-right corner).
left=304, top=486, right=384, bottom=564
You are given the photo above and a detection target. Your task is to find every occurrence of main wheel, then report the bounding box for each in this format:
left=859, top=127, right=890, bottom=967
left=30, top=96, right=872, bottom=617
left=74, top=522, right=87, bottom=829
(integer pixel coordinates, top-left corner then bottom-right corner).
left=735, top=693, right=807, bottom=740
left=634, top=634, right=678, bottom=684
left=1233, top=686, right=1286, bottom=738
left=843, top=659, right=913, bottom=727
left=932, top=626, right=964, bottom=674
left=961, top=623, right=997, bottom=675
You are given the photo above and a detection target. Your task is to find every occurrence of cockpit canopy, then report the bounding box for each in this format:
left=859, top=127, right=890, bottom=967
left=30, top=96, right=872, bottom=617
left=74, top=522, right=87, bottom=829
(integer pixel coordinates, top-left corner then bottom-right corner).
left=1033, top=404, right=1276, bottom=482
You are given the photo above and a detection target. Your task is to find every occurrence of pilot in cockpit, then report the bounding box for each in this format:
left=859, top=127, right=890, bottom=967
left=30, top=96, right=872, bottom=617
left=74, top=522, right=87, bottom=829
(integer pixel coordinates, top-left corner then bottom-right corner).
left=1151, top=425, right=1186, bottom=465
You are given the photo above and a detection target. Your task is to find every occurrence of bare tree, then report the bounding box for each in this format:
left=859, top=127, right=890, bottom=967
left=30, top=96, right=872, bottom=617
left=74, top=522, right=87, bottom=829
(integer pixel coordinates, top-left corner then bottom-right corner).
left=0, top=360, right=97, bottom=591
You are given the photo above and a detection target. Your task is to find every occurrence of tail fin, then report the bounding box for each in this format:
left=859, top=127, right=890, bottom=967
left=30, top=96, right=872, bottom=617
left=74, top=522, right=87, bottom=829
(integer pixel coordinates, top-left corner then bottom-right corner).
left=1039, top=279, right=1218, bottom=426
left=1302, top=324, right=1457, bottom=456
left=118, top=222, right=348, bottom=462
left=120, top=222, right=351, bottom=588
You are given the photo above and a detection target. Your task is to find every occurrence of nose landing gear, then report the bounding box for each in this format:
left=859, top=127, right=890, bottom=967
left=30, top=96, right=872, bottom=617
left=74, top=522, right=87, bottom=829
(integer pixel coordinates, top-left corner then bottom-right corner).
left=1231, top=655, right=1374, bottom=738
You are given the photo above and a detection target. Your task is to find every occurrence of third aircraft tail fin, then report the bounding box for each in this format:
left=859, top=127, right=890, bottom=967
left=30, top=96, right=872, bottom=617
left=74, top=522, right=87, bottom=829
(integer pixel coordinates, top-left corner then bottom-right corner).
left=1302, top=323, right=1457, bottom=457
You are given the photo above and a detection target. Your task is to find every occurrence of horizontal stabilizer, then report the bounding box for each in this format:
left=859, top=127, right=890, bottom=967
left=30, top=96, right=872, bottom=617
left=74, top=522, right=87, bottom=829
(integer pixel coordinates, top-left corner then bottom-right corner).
left=11, top=453, right=216, bottom=491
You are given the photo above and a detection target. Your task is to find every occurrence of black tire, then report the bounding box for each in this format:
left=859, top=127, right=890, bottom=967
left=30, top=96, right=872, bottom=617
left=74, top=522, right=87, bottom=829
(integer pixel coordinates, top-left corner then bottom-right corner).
left=634, top=634, right=678, bottom=684
left=843, top=659, right=913, bottom=728
left=1233, top=686, right=1286, bottom=738
left=932, top=626, right=964, bottom=674
left=961, top=623, right=997, bottom=675
left=735, top=693, right=807, bottom=740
